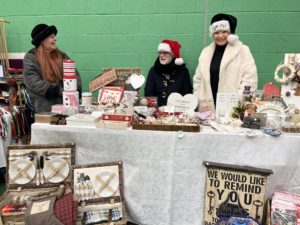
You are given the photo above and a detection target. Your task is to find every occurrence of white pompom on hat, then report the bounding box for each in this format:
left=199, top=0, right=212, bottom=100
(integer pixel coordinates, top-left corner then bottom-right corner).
left=158, top=39, right=184, bottom=65
left=209, top=13, right=239, bottom=44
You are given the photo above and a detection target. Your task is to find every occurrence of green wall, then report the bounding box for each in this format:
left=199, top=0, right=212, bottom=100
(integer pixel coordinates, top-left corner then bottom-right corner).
left=1, top=0, right=300, bottom=93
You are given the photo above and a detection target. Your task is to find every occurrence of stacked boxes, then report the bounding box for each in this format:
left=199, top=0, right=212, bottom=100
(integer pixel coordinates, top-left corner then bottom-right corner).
left=62, top=60, right=79, bottom=107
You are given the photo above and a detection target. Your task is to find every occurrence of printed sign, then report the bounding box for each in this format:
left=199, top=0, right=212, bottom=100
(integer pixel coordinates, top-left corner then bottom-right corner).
left=98, top=86, right=124, bottom=104
left=167, top=93, right=198, bottom=113
left=203, top=161, right=272, bottom=225
left=89, top=69, right=117, bottom=92
left=216, top=93, right=238, bottom=119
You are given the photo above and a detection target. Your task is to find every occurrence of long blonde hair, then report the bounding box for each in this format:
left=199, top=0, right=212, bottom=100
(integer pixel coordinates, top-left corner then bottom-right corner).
left=35, top=45, right=63, bottom=83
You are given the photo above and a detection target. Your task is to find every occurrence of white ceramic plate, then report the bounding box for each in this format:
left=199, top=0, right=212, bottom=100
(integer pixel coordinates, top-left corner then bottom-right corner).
left=43, top=157, right=69, bottom=183
left=9, top=159, right=36, bottom=184
left=92, top=170, right=119, bottom=198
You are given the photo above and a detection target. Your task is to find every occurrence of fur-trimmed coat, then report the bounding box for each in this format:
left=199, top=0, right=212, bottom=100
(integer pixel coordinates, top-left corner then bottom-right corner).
left=193, top=40, right=257, bottom=105
left=23, top=48, right=82, bottom=113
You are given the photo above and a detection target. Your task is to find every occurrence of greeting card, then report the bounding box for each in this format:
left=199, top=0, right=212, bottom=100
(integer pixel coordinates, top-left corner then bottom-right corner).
left=98, top=86, right=125, bottom=105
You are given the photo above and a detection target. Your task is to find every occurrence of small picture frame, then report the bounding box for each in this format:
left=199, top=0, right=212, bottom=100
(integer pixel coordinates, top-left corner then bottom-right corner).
left=98, top=86, right=125, bottom=104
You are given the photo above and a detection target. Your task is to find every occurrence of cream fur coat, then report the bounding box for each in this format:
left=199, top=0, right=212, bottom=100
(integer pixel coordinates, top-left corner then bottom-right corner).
left=193, top=40, right=257, bottom=104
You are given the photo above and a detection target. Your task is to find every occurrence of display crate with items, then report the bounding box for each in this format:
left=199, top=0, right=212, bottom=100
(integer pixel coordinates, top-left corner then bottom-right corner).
left=0, top=143, right=76, bottom=225
left=133, top=93, right=201, bottom=132
left=72, top=161, right=127, bottom=225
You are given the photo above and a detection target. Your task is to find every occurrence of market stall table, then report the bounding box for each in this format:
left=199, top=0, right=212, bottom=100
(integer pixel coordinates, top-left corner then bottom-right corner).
left=31, top=123, right=300, bottom=225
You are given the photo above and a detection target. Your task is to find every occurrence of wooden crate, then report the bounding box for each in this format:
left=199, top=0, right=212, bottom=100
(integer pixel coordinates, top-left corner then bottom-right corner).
left=132, top=123, right=200, bottom=132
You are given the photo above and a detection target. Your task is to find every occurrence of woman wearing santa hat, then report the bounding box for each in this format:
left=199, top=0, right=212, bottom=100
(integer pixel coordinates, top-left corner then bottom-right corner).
left=144, top=39, right=193, bottom=107
left=23, top=23, right=82, bottom=113
left=193, top=13, right=257, bottom=109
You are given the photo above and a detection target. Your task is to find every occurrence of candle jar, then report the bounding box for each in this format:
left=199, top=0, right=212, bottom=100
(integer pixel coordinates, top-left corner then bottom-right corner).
left=81, top=92, right=93, bottom=106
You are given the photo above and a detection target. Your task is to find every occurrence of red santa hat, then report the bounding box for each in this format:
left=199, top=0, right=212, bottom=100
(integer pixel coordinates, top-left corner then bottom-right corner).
left=157, top=39, right=184, bottom=65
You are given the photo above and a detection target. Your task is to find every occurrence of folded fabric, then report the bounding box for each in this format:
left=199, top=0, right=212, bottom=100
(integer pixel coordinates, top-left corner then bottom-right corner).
left=1, top=204, right=27, bottom=215
left=111, top=207, right=122, bottom=221
left=53, top=193, right=78, bottom=225
left=260, top=127, right=281, bottom=136
left=86, top=209, right=109, bottom=225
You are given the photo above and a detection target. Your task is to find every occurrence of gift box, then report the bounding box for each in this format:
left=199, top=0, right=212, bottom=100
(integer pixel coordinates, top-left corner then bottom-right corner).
left=72, top=161, right=127, bottom=225
left=51, top=104, right=78, bottom=116
left=63, top=90, right=79, bottom=107
left=0, top=143, right=76, bottom=224
left=66, top=113, right=100, bottom=127
left=35, top=112, right=67, bottom=125
left=96, top=120, right=130, bottom=130
left=63, top=74, right=77, bottom=91
left=102, top=114, right=133, bottom=123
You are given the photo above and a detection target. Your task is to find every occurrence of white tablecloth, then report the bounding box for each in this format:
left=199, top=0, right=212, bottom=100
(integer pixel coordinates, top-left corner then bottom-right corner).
left=31, top=123, right=300, bottom=225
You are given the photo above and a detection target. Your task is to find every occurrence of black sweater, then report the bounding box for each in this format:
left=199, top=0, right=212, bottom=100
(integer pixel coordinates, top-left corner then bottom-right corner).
left=210, top=44, right=227, bottom=105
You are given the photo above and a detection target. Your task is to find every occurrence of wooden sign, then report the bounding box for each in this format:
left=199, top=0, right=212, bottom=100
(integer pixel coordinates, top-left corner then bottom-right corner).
left=203, top=161, right=273, bottom=225
left=102, top=67, right=141, bottom=90
left=89, top=69, right=117, bottom=92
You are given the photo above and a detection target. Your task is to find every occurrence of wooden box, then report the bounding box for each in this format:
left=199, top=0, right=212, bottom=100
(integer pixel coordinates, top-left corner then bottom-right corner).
left=72, top=161, right=127, bottom=225
left=104, top=67, right=141, bottom=88
left=132, top=123, right=200, bottom=132
left=0, top=143, right=75, bottom=224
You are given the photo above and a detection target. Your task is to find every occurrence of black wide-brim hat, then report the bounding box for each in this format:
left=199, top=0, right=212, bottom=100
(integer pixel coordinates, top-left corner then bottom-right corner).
left=31, top=23, right=57, bottom=47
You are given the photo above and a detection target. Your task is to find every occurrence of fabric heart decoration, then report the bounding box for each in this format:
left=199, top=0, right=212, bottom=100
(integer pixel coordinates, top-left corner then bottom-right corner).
left=167, top=93, right=198, bottom=113
left=130, top=74, right=145, bottom=89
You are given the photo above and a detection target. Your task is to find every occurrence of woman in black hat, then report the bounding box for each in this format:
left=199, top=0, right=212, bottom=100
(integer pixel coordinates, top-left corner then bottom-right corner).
left=23, top=24, right=82, bottom=113
left=193, top=13, right=257, bottom=111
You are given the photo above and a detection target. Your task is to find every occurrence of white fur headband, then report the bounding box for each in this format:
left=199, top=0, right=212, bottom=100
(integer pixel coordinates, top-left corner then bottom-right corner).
left=209, top=20, right=231, bottom=37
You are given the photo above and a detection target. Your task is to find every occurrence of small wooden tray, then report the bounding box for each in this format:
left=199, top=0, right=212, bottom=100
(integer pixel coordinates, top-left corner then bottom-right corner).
left=132, top=123, right=200, bottom=132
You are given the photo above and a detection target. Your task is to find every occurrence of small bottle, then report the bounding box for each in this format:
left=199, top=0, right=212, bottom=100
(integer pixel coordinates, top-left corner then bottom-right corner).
left=243, top=86, right=252, bottom=102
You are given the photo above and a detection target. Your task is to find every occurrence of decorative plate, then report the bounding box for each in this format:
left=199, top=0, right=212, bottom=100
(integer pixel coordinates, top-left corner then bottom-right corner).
left=92, top=170, right=119, bottom=198
left=9, top=159, right=36, bottom=184
left=43, top=157, right=69, bottom=183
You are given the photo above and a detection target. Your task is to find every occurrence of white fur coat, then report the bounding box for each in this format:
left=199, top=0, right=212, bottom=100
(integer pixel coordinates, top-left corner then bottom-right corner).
left=193, top=40, right=257, bottom=104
